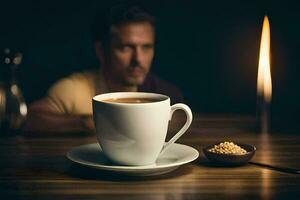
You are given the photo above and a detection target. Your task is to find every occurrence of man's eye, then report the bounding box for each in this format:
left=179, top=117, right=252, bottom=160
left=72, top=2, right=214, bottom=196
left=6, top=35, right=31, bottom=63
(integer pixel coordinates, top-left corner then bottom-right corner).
left=143, top=45, right=154, bottom=51
left=119, top=46, right=131, bottom=52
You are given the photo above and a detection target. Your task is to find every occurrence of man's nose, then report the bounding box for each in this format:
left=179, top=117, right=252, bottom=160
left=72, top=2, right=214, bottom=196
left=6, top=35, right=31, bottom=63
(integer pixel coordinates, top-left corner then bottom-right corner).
left=132, top=47, right=143, bottom=65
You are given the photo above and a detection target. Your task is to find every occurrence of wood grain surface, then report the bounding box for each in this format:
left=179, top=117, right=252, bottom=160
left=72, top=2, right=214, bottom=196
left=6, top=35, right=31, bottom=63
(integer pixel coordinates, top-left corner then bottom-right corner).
left=0, top=114, right=299, bottom=200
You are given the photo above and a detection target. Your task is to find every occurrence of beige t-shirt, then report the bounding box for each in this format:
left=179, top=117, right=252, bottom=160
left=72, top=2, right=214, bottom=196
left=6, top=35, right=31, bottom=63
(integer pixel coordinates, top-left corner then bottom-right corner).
left=45, top=69, right=108, bottom=115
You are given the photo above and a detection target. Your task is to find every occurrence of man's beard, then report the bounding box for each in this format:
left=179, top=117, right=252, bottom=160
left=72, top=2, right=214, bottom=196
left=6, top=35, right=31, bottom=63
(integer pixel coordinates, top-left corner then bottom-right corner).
left=121, top=66, right=148, bottom=86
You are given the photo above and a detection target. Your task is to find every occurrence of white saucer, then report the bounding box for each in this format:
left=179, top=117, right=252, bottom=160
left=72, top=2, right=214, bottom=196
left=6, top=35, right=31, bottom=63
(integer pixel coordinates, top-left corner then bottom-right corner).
left=66, top=143, right=199, bottom=176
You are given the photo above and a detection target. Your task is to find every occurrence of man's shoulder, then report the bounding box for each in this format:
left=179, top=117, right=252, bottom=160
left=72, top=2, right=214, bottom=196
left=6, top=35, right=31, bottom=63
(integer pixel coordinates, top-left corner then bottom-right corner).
left=143, top=73, right=177, bottom=89
left=47, top=69, right=97, bottom=93
left=139, top=73, right=184, bottom=103
left=60, top=69, right=100, bottom=92
left=68, top=69, right=98, bottom=82
left=46, top=69, right=99, bottom=114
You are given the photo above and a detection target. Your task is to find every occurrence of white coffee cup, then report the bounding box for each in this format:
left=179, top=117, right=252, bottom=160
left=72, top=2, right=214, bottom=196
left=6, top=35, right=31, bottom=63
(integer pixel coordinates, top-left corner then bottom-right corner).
left=92, top=92, right=192, bottom=166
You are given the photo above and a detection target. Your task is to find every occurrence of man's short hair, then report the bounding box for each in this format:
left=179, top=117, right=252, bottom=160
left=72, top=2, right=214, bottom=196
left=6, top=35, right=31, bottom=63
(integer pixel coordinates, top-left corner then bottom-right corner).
left=92, top=4, right=155, bottom=45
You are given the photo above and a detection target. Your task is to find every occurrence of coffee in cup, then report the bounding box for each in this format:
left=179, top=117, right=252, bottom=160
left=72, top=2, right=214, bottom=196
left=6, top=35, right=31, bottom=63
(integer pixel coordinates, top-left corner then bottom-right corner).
left=101, top=97, right=159, bottom=103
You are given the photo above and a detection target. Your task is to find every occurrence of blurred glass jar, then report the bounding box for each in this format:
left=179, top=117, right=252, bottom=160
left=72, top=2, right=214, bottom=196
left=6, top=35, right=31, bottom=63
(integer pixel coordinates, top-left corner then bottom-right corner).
left=0, top=48, right=27, bottom=135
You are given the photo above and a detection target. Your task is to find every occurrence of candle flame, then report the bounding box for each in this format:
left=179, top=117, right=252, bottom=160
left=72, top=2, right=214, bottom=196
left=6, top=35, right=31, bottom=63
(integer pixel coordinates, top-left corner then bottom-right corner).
left=257, top=16, right=272, bottom=102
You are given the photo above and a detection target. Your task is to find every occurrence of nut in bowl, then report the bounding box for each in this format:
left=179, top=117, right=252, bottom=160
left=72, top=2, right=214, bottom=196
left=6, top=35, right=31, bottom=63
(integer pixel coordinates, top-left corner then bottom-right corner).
left=202, top=141, right=256, bottom=166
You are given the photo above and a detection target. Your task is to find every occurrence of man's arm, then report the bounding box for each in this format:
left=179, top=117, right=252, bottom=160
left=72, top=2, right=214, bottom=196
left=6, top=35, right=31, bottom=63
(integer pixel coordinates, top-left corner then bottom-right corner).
left=23, top=99, right=95, bottom=134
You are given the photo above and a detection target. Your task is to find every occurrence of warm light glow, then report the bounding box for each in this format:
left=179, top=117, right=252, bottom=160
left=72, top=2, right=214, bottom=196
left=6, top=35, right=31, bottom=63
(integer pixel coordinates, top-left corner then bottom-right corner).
left=257, top=16, right=272, bottom=102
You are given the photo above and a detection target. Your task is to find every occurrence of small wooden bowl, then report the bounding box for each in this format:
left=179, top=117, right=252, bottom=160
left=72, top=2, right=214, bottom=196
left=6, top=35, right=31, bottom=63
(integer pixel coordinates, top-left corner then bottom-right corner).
left=203, top=143, right=256, bottom=166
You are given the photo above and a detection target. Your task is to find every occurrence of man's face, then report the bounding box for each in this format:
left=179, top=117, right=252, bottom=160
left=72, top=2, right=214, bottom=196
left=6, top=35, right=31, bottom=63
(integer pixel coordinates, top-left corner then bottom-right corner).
left=107, top=22, right=155, bottom=86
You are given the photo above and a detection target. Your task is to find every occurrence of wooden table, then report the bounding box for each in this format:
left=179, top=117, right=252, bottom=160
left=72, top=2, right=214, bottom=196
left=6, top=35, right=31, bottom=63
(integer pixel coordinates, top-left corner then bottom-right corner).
left=1, top=114, right=300, bottom=200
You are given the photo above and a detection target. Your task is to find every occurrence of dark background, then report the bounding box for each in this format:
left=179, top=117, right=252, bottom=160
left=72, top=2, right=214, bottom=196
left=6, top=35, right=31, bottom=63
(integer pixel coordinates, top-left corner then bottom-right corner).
left=1, top=0, right=299, bottom=131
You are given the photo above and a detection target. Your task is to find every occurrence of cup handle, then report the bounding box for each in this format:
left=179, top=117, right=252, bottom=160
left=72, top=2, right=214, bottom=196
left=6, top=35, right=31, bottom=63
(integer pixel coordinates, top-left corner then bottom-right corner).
left=160, top=103, right=193, bottom=154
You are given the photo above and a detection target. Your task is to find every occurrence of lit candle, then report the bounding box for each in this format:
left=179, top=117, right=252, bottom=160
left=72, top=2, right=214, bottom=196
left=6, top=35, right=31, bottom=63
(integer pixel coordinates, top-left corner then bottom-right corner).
left=257, top=16, right=272, bottom=133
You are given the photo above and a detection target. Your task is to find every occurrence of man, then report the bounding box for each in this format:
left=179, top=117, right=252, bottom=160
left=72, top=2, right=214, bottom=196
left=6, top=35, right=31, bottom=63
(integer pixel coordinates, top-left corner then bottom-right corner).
left=24, top=5, right=183, bottom=133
